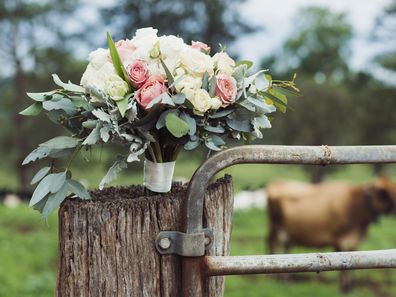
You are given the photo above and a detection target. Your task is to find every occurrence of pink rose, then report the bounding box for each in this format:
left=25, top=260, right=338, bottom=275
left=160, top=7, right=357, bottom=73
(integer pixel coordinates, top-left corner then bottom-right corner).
left=115, top=39, right=136, bottom=62
left=191, top=41, right=210, bottom=53
left=135, top=76, right=168, bottom=109
left=127, top=60, right=149, bottom=89
left=215, top=74, right=237, bottom=105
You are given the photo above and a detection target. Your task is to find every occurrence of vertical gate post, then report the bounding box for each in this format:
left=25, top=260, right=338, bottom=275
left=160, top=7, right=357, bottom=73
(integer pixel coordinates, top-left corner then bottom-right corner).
left=56, top=177, right=233, bottom=297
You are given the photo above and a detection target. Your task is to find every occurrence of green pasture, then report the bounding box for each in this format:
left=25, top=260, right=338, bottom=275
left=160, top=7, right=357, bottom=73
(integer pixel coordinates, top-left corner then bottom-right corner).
left=1, top=160, right=396, bottom=297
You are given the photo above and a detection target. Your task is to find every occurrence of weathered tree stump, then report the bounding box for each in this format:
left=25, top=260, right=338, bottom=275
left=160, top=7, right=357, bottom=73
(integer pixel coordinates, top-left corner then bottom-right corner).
left=56, top=176, right=233, bottom=297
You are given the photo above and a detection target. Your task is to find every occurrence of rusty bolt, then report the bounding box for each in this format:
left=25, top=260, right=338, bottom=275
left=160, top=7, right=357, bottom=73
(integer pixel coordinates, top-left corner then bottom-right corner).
left=159, top=237, right=171, bottom=250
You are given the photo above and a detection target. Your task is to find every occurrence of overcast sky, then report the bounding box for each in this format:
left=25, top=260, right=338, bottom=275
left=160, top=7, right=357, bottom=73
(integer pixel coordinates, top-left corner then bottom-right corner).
left=233, top=0, right=392, bottom=71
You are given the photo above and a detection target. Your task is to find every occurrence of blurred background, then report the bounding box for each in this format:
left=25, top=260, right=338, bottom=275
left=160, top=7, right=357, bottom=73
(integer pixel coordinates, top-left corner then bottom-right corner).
left=1, top=0, right=396, bottom=296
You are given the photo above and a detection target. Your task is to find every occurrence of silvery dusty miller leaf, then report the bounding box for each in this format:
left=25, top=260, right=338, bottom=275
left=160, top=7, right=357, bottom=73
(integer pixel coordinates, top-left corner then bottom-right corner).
left=99, top=157, right=128, bottom=190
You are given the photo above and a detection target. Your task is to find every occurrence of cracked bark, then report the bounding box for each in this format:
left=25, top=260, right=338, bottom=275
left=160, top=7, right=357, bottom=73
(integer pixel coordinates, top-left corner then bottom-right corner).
left=56, top=176, right=233, bottom=297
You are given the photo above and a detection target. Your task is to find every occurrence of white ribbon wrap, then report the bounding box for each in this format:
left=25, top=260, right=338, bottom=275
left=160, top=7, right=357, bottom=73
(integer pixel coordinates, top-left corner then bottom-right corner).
left=143, top=159, right=176, bottom=193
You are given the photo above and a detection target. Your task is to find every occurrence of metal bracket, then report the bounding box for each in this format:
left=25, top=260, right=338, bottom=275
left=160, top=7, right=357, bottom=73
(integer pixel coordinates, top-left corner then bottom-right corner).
left=155, top=229, right=213, bottom=256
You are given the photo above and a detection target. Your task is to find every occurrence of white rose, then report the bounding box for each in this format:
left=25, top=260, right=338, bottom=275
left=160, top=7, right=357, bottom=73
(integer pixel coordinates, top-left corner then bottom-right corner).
left=181, top=48, right=214, bottom=76
left=131, top=27, right=159, bottom=61
left=133, top=27, right=158, bottom=44
left=210, top=97, right=222, bottom=110
left=184, top=89, right=212, bottom=114
left=159, top=35, right=186, bottom=58
left=213, top=52, right=235, bottom=75
left=175, top=75, right=202, bottom=92
left=146, top=60, right=166, bottom=79
left=88, top=48, right=109, bottom=69
left=104, top=74, right=129, bottom=101
left=81, top=62, right=117, bottom=91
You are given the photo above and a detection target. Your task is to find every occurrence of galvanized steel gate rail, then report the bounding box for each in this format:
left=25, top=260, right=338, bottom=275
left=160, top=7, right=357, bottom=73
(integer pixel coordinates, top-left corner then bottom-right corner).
left=155, top=145, right=396, bottom=297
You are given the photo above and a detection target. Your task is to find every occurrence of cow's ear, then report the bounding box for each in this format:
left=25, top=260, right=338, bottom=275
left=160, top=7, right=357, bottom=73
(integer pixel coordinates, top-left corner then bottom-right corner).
left=376, top=187, right=394, bottom=210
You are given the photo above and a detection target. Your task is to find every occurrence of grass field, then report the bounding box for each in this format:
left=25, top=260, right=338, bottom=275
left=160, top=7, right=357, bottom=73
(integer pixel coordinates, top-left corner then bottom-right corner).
left=1, top=161, right=396, bottom=296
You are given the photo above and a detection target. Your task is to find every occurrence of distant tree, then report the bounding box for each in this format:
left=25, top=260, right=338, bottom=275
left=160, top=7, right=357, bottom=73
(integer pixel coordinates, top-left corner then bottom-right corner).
left=101, top=0, right=256, bottom=52
left=0, top=0, right=83, bottom=190
left=261, top=7, right=355, bottom=182
left=373, top=0, right=396, bottom=72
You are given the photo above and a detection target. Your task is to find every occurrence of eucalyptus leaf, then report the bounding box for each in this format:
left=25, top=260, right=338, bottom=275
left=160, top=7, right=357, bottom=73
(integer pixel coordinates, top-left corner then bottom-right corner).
left=156, top=110, right=172, bottom=129
left=23, top=145, right=74, bottom=165
left=208, top=108, right=234, bottom=119
left=99, top=157, right=128, bottom=190
left=48, top=148, right=74, bottom=159
left=204, top=124, right=225, bottom=133
left=165, top=112, right=189, bottom=138
left=47, top=110, right=67, bottom=125
left=226, top=118, right=252, bottom=132
left=42, top=183, right=69, bottom=219
left=184, top=140, right=200, bottom=150
left=67, top=179, right=90, bottom=200
left=205, top=139, right=222, bottom=151
left=52, top=74, right=85, bottom=93
left=42, top=98, right=77, bottom=115
left=50, top=171, right=67, bottom=193
left=23, top=147, right=51, bottom=165
left=29, top=172, right=66, bottom=206
left=239, top=99, right=256, bottom=112
left=19, top=102, right=43, bottom=116
left=247, top=97, right=276, bottom=113
left=172, top=93, right=186, bottom=104
left=26, top=92, right=54, bottom=102
left=31, top=166, right=51, bottom=185
left=145, top=94, right=163, bottom=109
left=208, top=75, right=217, bottom=97
left=70, top=96, right=93, bottom=111
left=160, top=93, right=175, bottom=106
left=32, top=195, right=49, bottom=213
left=254, top=115, right=271, bottom=129
left=180, top=112, right=196, bottom=135
left=202, top=72, right=209, bottom=91
left=40, top=136, right=80, bottom=150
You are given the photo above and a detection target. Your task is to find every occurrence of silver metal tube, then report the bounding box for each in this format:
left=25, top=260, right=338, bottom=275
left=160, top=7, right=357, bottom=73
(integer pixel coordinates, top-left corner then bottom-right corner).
left=184, top=145, right=396, bottom=233
left=204, top=249, right=396, bottom=276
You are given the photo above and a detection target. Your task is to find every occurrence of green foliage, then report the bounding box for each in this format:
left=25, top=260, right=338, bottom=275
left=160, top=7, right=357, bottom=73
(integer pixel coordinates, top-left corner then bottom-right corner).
left=165, top=112, right=190, bottom=138
left=106, top=33, right=130, bottom=85
left=19, top=102, right=43, bottom=116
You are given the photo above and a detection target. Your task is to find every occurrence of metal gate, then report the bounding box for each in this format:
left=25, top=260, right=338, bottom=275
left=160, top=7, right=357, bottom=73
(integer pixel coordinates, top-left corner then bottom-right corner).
left=155, top=145, right=396, bottom=297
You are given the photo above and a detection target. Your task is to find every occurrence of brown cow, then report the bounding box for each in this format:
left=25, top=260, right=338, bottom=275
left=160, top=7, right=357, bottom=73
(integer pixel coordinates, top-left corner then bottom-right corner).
left=266, top=176, right=396, bottom=291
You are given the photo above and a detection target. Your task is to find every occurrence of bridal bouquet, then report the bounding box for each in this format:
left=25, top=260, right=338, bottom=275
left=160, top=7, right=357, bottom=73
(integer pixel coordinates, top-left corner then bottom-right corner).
left=21, top=27, right=298, bottom=218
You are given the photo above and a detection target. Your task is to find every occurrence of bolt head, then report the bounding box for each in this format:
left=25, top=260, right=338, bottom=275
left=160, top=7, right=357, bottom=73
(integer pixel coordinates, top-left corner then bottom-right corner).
left=159, top=237, right=171, bottom=249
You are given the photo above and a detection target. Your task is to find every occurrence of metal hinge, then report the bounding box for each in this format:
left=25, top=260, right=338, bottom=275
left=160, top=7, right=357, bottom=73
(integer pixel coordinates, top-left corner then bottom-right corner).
left=155, top=229, right=213, bottom=256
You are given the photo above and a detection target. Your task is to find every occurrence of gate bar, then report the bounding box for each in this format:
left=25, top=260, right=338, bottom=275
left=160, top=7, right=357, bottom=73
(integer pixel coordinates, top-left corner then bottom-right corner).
left=204, top=249, right=396, bottom=276
left=185, top=145, right=396, bottom=233
left=180, top=145, right=396, bottom=297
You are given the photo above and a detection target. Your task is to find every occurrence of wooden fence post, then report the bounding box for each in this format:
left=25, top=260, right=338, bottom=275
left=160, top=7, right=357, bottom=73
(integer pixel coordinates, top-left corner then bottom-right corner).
left=56, top=176, right=233, bottom=297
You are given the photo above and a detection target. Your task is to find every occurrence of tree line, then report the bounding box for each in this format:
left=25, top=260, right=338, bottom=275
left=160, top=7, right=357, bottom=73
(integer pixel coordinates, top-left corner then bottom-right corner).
left=1, top=0, right=395, bottom=190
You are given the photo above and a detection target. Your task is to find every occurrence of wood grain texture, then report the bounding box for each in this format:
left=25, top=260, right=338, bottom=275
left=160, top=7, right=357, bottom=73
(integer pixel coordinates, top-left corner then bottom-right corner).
left=56, top=176, right=233, bottom=297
